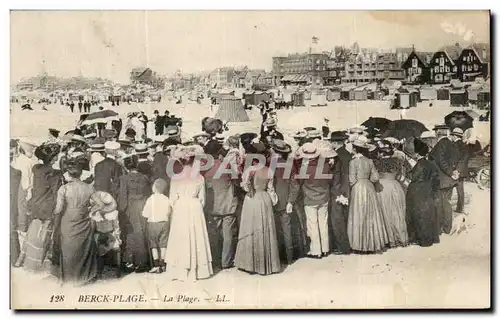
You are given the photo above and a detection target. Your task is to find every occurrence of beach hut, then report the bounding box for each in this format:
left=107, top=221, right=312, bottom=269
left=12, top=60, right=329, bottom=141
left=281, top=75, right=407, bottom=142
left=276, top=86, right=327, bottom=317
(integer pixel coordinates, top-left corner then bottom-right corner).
left=354, top=85, right=369, bottom=101
left=341, top=85, right=355, bottom=101
left=215, top=96, right=250, bottom=122
left=394, top=87, right=418, bottom=109
left=477, top=87, right=491, bottom=109
left=291, top=91, right=305, bottom=107
left=450, top=89, right=468, bottom=107
left=326, top=87, right=341, bottom=101
left=243, top=90, right=272, bottom=106
left=466, top=84, right=482, bottom=104
left=437, top=87, right=450, bottom=100
left=419, top=86, right=438, bottom=100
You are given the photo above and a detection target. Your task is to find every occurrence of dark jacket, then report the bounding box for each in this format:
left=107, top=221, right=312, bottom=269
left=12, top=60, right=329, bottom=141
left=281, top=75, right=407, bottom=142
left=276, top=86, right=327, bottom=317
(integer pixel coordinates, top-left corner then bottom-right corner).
left=428, top=137, right=461, bottom=189
left=28, top=164, right=63, bottom=220
left=289, top=157, right=333, bottom=206
left=261, top=129, right=284, bottom=144
left=331, top=145, right=352, bottom=198
left=94, top=157, right=123, bottom=198
left=273, top=158, right=299, bottom=212
left=456, top=140, right=482, bottom=177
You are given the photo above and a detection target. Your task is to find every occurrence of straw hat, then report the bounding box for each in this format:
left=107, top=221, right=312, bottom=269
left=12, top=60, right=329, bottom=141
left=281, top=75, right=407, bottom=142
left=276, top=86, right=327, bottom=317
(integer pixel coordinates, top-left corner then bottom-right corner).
left=71, top=134, right=87, bottom=144
left=297, top=143, right=320, bottom=159
left=420, top=131, right=437, bottom=139
left=263, top=117, right=277, bottom=127
left=104, top=141, right=120, bottom=152
left=351, top=135, right=371, bottom=148
left=134, top=143, right=148, bottom=155
left=319, top=144, right=337, bottom=158
left=192, top=132, right=210, bottom=140
left=90, top=191, right=117, bottom=214
left=307, top=129, right=322, bottom=139
left=271, top=139, right=291, bottom=153
left=18, top=139, right=37, bottom=155
left=90, top=143, right=105, bottom=152
left=451, top=127, right=464, bottom=138
left=292, top=130, right=308, bottom=139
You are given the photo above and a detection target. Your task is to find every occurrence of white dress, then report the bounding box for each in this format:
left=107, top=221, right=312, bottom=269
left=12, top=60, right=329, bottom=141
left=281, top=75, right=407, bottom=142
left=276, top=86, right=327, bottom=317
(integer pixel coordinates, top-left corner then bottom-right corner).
left=165, top=167, right=213, bottom=281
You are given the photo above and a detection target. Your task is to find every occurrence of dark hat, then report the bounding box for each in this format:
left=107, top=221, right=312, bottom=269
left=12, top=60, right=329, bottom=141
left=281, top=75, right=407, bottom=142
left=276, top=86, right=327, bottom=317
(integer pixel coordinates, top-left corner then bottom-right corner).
left=34, top=143, right=61, bottom=164
left=329, top=131, right=349, bottom=142
left=125, top=128, right=136, bottom=137
left=166, top=125, right=180, bottom=137
left=303, top=126, right=317, bottom=132
left=118, top=139, right=133, bottom=148
left=433, top=124, right=449, bottom=131
left=240, top=132, right=258, bottom=144
left=248, top=141, right=267, bottom=154
left=163, top=138, right=180, bottom=148
left=271, top=139, right=291, bottom=153
left=49, top=128, right=60, bottom=138
left=154, top=110, right=159, bottom=114
left=204, top=140, right=223, bottom=157
left=413, top=138, right=429, bottom=156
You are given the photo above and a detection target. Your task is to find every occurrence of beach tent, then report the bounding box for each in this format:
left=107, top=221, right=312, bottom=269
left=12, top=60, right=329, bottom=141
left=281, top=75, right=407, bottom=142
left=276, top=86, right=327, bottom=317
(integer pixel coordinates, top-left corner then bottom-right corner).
left=437, top=87, right=450, bottom=100
left=450, top=90, right=468, bottom=107
left=354, top=86, right=369, bottom=101
left=215, top=96, right=250, bottom=122
left=394, top=87, right=417, bottom=109
left=419, top=86, right=438, bottom=100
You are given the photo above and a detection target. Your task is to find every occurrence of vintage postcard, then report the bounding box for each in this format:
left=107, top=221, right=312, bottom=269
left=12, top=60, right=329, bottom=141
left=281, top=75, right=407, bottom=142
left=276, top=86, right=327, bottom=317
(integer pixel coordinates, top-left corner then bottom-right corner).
left=10, top=10, right=491, bottom=309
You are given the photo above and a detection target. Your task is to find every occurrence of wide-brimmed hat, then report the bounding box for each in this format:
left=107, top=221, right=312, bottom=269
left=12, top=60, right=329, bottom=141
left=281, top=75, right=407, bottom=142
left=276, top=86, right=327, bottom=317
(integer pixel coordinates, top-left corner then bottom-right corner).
left=18, top=139, right=37, bottom=154
left=84, top=132, right=97, bottom=140
left=134, top=143, right=148, bottom=155
left=271, top=139, right=291, bottom=153
left=71, top=134, right=87, bottom=144
left=34, top=143, right=61, bottom=163
left=297, top=143, right=320, bottom=159
left=420, top=131, right=437, bottom=139
left=90, top=191, right=117, bottom=214
left=307, top=129, right=322, bottom=139
left=192, top=132, right=211, bottom=140
left=90, top=143, right=105, bottom=152
left=263, top=117, right=277, bottom=127
left=292, top=130, right=308, bottom=139
left=351, top=135, right=371, bottom=149
left=118, top=140, right=133, bottom=148
left=166, top=125, right=180, bottom=137
left=451, top=127, right=464, bottom=138
left=317, top=141, right=337, bottom=158
left=348, top=126, right=367, bottom=134
left=104, top=141, right=120, bottom=151
left=154, top=135, right=169, bottom=143
left=330, top=131, right=349, bottom=142
left=240, top=132, right=258, bottom=144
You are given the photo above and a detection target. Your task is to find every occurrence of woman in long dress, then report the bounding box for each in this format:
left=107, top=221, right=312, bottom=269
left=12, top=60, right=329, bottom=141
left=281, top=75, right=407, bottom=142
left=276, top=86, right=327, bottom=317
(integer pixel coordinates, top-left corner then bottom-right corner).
left=118, top=155, right=152, bottom=272
left=53, top=161, right=98, bottom=285
left=373, top=143, right=408, bottom=248
left=165, top=146, right=213, bottom=282
left=348, top=139, right=389, bottom=253
left=235, top=142, right=281, bottom=275
left=406, top=138, right=441, bottom=247
left=17, top=144, right=63, bottom=270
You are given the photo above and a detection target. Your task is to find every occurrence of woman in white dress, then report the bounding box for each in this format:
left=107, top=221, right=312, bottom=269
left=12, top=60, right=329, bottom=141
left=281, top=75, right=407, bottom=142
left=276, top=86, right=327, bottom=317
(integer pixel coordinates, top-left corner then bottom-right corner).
left=164, top=146, right=213, bottom=281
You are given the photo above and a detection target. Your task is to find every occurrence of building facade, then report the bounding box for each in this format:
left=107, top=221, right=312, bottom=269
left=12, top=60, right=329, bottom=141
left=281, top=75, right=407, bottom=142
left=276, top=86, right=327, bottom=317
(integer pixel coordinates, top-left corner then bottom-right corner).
left=130, top=67, right=154, bottom=85
left=428, top=44, right=461, bottom=84
left=272, top=52, right=329, bottom=86
left=208, top=67, right=235, bottom=88
left=456, top=43, right=490, bottom=81
left=343, top=50, right=406, bottom=84
left=402, top=51, right=432, bottom=84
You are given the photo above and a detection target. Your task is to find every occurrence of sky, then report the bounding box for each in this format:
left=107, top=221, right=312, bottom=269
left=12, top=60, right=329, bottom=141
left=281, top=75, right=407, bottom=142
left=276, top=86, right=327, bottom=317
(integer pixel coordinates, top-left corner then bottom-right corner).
left=10, top=10, right=490, bottom=84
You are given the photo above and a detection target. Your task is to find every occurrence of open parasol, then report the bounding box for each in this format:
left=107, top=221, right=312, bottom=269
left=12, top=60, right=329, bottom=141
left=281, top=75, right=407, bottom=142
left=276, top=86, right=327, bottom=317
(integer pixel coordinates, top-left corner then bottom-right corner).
left=360, top=117, right=392, bottom=137
left=381, top=119, right=429, bottom=140
left=81, top=110, right=119, bottom=125
left=444, top=110, right=476, bottom=131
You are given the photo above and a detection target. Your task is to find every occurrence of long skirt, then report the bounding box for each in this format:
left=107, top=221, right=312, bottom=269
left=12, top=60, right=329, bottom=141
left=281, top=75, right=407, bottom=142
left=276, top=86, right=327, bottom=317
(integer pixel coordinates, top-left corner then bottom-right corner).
left=60, top=213, right=98, bottom=285
left=17, top=185, right=30, bottom=233
left=348, top=179, right=390, bottom=253
left=235, top=191, right=281, bottom=275
left=16, top=219, right=53, bottom=271
left=123, top=198, right=151, bottom=268
left=165, top=197, right=213, bottom=281
left=376, top=176, right=408, bottom=247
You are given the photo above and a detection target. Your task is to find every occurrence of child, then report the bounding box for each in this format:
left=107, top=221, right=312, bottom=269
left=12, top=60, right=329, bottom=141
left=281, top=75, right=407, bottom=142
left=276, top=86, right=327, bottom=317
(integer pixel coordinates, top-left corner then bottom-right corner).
left=141, top=178, right=172, bottom=273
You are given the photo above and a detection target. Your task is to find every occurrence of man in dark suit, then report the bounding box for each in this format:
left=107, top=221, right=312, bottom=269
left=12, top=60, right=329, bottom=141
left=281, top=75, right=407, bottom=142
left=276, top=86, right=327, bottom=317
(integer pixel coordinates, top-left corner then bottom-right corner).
left=328, top=131, right=352, bottom=254
left=153, top=110, right=165, bottom=136
left=94, top=141, right=123, bottom=199
left=429, top=128, right=463, bottom=234
left=261, top=117, right=284, bottom=146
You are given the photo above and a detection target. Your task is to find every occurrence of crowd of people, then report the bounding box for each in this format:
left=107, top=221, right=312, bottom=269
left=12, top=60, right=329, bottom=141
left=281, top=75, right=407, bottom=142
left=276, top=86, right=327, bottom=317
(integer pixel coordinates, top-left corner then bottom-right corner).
left=10, top=106, right=482, bottom=286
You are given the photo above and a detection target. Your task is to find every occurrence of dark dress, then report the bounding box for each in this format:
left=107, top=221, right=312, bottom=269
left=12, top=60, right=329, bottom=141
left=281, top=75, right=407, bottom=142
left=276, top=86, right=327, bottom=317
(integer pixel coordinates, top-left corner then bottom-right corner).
left=406, top=158, right=441, bottom=247
left=10, top=166, right=21, bottom=266
left=118, top=171, right=152, bottom=269
left=54, top=180, right=98, bottom=284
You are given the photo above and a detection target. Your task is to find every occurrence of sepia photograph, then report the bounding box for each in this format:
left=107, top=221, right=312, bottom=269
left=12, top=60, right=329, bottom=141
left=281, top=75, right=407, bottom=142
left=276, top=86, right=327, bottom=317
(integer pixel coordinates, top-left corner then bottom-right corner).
left=9, top=10, right=491, bottom=309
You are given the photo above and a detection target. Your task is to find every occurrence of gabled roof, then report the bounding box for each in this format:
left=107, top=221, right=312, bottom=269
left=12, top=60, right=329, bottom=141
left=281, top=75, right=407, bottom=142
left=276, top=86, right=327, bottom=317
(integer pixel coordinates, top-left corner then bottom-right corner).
left=415, top=52, right=433, bottom=66
left=470, top=43, right=490, bottom=63
left=440, top=44, right=462, bottom=61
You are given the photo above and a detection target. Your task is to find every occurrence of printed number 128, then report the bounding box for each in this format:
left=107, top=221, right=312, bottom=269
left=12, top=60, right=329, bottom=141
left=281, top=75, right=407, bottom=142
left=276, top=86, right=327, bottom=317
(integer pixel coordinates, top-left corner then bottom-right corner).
left=50, top=295, right=65, bottom=302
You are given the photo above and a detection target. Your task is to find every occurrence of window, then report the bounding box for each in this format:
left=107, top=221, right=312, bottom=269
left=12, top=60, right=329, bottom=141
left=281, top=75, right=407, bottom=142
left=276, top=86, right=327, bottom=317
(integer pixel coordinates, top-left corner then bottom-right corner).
left=412, top=58, right=418, bottom=68
left=440, top=57, right=445, bottom=66
left=417, top=67, right=422, bottom=74
left=445, top=66, right=450, bottom=72
left=463, top=56, right=467, bottom=61
left=440, top=66, right=444, bottom=73
left=474, top=64, right=479, bottom=71
left=468, top=65, right=473, bottom=71
left=453, top=66, right=457, bottom=72
left=316, top=59, right=320, bottom=64
left=435, top=58, right=439, bottom=63
left=462, top=65, right=466, bottom=72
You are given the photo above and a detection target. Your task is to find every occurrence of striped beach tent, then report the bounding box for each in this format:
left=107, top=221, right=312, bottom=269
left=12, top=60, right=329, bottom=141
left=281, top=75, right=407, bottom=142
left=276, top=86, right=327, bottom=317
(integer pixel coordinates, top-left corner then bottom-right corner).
left=215, top=97, right=250, bottom=122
